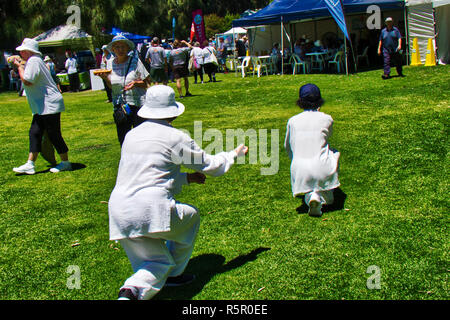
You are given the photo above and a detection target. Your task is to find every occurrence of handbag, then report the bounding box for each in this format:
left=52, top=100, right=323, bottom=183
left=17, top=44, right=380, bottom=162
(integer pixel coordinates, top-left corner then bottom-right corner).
left=113, top=52, right=134, bottom=125
left=207, top=48, right=219, bottom=66
left=188, top=55, right=195, bottom=72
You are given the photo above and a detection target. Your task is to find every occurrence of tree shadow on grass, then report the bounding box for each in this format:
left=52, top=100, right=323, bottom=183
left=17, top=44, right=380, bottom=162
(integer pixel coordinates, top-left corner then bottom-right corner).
left=155, top=247, right=271, bottom=300
left=296, top=187, right=347, bottom=215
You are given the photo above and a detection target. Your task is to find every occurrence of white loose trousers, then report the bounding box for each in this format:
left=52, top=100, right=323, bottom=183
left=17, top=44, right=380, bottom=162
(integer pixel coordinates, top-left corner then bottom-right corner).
left=119, top=202, right=199, bottom=300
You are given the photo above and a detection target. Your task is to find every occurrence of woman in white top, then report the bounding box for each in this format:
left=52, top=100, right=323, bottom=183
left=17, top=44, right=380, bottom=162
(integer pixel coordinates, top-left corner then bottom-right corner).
left=109, top=85, right=248, bottom=300
left=12, top=38, right=72, bottom=175
left=202, top=40, right=217, bottom=82
left=284, top=83, right=340, bottom=217
left=64, top=51, right=79, bottom=92
left=190, top=42, right=204, bottom=84
left=97, top=35, right=151, bottom=146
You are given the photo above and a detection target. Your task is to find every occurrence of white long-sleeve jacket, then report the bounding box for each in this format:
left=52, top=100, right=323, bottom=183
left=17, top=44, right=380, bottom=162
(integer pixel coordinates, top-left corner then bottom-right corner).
left=109, top=119, right=237, bottom=240
left=284, top=110, right=340, bottom=196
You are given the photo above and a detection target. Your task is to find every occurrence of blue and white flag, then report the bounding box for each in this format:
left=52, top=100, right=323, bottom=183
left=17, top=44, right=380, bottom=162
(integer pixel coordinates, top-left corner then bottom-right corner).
left=324, top=0, right=350, bottom=41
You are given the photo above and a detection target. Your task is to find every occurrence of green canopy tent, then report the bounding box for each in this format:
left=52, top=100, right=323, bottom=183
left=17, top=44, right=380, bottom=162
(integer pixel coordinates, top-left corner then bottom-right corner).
left=33, top=24, right=95, bottom=55
left=33, top=25, right=95, bottom=90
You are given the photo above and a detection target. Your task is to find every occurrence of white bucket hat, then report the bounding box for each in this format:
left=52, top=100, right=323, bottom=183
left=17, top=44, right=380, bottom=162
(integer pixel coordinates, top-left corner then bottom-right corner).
left=107, top=34, right=135, bottom=52
left=16, top=38, right=42, bottom=56
left=138, top=85, right=185, bottom=119
left=385, top=17, right=393, bottom=22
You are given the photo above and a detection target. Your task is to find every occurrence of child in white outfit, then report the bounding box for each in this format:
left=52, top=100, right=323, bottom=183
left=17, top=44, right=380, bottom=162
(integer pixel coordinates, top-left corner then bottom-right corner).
left=284, top=83, right=340, bottom=217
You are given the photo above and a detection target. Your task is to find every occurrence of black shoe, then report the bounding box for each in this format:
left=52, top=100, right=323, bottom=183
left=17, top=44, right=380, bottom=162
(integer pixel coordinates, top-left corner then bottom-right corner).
left=118, top=288, right=138, bottom=300
left=165, top=274, right=195, bottom=287
left=398, top=73, right=405, bottom=77
left=185, top=92, right=193, bottom=97
left=381, top=74, right=391, bottom=80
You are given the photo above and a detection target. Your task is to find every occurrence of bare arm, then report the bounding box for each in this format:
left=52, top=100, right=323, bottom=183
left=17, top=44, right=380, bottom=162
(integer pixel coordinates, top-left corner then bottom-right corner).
left=15, top=62, right=33, bottom=86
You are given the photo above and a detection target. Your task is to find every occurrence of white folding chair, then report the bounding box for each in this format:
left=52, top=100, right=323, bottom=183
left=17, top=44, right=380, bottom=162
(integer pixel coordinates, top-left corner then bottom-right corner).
left=252, top=57, right=268, bottom=77
left=236, top=56, right=251, bottom=78
left=328, top=51, right=344, bottom=73
left=290, top=54, right=310, bottom=74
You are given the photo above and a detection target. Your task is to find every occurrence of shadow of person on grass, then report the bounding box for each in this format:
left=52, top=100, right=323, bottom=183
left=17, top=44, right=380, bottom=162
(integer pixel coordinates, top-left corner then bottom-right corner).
left=296, top=187, right=347, bottom=215
left=155, top=247, right=271, bottom=300
left=14, top=163, right=86, bottom=176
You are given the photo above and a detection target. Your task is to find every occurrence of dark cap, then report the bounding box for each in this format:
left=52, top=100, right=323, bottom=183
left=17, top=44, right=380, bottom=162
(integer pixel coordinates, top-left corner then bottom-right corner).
left=298, top=83, right=324, bottom=109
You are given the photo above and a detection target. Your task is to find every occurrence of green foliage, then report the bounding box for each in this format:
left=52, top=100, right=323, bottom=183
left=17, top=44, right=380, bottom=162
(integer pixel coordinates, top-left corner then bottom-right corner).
left=204, top=14, right=226, bottom=39
left=0, top=0, right=270, bottom=47
left=0, top=65, right=448, bottom=300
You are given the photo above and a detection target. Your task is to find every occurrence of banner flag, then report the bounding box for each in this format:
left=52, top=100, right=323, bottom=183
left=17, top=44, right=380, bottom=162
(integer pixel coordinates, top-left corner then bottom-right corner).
left=190, top=22, right=195, bottom=42
left=192, top=9, right=206, bottom=46
left=324, top=0, right=350, bottom=41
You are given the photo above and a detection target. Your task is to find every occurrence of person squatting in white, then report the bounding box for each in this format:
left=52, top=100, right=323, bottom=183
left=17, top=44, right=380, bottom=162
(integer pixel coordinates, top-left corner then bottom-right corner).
left=284, top=83, right=340, bottom=217
left=108, top=85, right=248, bottom=300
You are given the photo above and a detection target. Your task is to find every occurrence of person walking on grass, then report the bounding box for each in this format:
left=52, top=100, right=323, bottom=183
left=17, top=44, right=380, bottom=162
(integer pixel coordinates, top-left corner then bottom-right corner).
left=109, top=85, right=248, bottom=300
left=217, top=37, right=229, bottom=74
left=169, top=39, right=192, bottom=98
left=378, top=17, right=404, bottom=80
left=12, top=38, right=72, bottom=175
left=190, top=42, right=204, bottom=84
left=146, top=37, right=168, bottom=85
left=202, top=40, right=217, bottom=82
left=284, top=84, right=340, bottom=217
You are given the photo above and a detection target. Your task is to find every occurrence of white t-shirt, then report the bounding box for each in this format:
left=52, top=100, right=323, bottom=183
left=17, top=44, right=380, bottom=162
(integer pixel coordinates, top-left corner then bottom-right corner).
left=190, top=47, right=204, bottom=66
left=202, top=46, right=216, bottom=64
left=107, top=54, right=149, bottom=107
left=23, top=55, right=65, bottom=115
left=65, top=57, right=78, bottom=74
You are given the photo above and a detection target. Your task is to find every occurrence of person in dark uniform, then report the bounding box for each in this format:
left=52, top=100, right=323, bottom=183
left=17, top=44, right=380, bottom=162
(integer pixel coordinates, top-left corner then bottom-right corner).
left=377, top=17, right=404, bottom=79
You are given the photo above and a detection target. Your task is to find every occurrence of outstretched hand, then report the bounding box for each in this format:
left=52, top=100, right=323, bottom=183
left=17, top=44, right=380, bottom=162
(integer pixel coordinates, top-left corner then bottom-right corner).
left=187, top=172, right=206, bottom=184
left=235, top=144, right=249, bottom=157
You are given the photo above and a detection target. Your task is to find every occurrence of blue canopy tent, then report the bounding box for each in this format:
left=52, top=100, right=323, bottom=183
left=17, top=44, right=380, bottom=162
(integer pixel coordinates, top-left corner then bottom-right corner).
left=233, top=0, right=404, bottom=27
left=233, top=0, right=405, bottom=74
left=110, top=27, right=151, bottom=44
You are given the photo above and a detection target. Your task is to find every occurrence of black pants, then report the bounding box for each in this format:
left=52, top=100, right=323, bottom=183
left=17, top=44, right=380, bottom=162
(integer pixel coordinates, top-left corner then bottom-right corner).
left=29, top=113, right=69, bottom=154
left=193, top=67, right=203, bottom=83
left=203, top=63, right=216, bottom=80
left=114, top=105, right=145, bottom=146
left=68, top=72, right=79, bottom=92
left=102, top=79, right=112, bottom=102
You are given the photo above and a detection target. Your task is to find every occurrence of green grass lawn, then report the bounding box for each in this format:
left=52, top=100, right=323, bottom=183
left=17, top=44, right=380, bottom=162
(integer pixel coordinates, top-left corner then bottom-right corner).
left=0, top=65, right=448, bottom=300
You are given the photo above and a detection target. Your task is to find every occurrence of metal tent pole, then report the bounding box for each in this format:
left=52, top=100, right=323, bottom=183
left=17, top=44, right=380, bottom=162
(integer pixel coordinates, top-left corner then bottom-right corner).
left=404, top=4, right=410, bottom=65
left=281, top=17, right=284, bottom=75
left=345, top=37, right=349, bottom=76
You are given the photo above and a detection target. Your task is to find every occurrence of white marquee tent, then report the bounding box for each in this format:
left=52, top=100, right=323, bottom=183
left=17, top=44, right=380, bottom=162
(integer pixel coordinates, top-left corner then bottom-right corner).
left=406, top=0, right=450, bottom=64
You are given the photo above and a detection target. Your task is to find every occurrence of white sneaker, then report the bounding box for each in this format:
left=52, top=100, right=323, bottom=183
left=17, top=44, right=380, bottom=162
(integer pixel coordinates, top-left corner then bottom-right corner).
left=308, top=193, right=323, bottom=217
left=50, top=161, right=72, bottom=173
left=13, top=162, right=35, bottom=175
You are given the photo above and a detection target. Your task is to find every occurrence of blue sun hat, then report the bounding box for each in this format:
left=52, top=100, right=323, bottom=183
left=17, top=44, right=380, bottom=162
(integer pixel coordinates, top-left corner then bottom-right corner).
left=107, top=34, right=135, bottom=52
left=298, top=83, right=324, bottom=109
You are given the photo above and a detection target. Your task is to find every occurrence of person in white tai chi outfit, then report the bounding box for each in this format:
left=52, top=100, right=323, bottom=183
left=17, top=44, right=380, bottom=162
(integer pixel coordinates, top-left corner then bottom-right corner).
left=108, top=85, right=248, bottom=300
left=284, top=83, right=340, bottom=217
